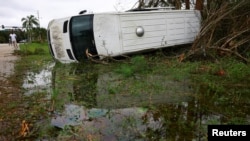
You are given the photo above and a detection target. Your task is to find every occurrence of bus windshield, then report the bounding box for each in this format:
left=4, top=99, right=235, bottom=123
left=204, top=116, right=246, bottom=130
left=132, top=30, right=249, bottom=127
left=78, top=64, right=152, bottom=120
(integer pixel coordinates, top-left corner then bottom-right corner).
left=69, top=14, right=97, bottom=61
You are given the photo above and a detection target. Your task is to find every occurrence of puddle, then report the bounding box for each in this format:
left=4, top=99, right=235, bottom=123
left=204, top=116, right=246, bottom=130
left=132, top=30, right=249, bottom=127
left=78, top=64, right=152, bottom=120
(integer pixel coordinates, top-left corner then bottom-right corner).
left=22, top=62, right=54, bottom=95
left=1, top=43, right=249, bottom=140
left=21, top=62, right=194, bottom=104
left=51, top=104, right=88, bottom=128
left=19, top=61, right=250, bottom=140
left=96, top=72, right=192, bottom=108
left=51, top=104, right=161, bottom=140
left=21, top=62, right=198, bottom=139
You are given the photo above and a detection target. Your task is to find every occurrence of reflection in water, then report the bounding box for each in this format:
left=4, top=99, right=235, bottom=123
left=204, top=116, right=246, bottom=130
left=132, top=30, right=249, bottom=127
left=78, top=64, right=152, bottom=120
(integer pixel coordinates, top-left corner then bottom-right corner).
left=22, top=62, right=55, bottom=95
left=51, top=104, right=164, bottom=140
left=49, top=63, right=202, bottom=140
left=50, top=63, right=193, bottom=108
left=51, top=104, right=88, bottom=128
left=21, top=62, right=250, bottom=140
left=96, top=72, right=192, bottom=108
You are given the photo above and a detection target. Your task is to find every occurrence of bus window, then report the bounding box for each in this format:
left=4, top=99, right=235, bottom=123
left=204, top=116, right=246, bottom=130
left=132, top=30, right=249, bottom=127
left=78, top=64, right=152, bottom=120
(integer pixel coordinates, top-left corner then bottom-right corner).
left=69, top=15, right=97, bottom=61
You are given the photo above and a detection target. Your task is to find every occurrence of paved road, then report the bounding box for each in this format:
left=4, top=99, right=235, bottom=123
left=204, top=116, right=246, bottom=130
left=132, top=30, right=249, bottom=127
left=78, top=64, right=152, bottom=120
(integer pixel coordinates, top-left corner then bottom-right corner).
left=0, top=44, right=19, bottom=79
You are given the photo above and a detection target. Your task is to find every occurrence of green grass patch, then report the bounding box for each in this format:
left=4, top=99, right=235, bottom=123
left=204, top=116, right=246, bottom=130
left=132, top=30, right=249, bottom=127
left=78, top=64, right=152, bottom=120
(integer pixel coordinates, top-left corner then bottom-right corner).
left=17, top=42, right=50, bottom=55
left=115, top=55, right=150, bottom=77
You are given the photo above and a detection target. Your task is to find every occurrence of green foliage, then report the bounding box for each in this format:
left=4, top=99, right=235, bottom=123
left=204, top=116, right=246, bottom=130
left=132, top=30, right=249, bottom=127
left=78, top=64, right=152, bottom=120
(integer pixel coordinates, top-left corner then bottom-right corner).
left=34, top=47, right=46, bottom=54
left=51, top=89, right=59, bottom=100
left=224, top=59, right=249, bottom=80
left=18, top=42, right=50, bottom=55
left=0, top=29, right=27, bottom=43
left=191, top=58, right=250, bottom=98
left=115, top=56, right=148, bottom=77
left=21, top=15, right=39, bottom=42
left=116, top=64, right=134, bottom=77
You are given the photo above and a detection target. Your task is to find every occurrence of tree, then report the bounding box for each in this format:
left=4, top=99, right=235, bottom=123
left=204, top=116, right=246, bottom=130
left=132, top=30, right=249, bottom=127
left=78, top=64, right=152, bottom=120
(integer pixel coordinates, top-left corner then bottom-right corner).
left=185, top=0, right=190, bottom=9
left=136, top=0, right=191, bottom=10
left=195, top=0, right=203, bottom=10
left=190, top=0, right=250, bottom=63
left=32, top=27, right=47, bottom=42
left=21, top=15, right=39, bottom=42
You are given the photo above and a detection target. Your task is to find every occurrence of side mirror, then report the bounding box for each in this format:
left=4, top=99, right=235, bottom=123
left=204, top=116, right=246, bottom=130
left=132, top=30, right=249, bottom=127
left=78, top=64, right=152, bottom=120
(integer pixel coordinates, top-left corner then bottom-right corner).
left=79, top=10, right=87, bottom=15
left=1, top=25, right=4, bottom=29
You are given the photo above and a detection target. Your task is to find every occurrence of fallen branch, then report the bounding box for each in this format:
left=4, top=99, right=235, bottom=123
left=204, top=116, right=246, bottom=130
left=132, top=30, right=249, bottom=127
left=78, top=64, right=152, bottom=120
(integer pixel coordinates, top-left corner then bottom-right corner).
left=188, top=1, right=250, bottom=62
left=209, top=47, right=249, bottom=63
left=86, top=48, right=130, bottom=64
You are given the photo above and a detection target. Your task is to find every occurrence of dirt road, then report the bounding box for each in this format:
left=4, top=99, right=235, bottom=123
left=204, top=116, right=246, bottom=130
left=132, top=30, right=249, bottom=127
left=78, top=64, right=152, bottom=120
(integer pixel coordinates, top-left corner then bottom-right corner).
left=0, top=43, right=19, bottom=79
left=0, top=44, right=22, bottom=140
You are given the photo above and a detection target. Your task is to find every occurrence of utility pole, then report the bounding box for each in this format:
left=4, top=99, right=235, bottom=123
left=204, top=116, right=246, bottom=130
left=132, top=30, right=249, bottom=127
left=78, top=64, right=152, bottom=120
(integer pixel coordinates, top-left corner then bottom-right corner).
left=37, top=10, right=41, bottom=41
left=37, top=10, right=40, bottom=28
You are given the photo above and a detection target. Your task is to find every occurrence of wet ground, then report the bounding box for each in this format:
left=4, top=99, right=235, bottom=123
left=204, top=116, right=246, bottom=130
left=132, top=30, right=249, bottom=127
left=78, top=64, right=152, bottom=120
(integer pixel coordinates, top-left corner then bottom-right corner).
left=0, top=44, right=19, bottom=80
left=0, top=44, right=22, bottom=140
left=0, top=43, right=249, bottom=140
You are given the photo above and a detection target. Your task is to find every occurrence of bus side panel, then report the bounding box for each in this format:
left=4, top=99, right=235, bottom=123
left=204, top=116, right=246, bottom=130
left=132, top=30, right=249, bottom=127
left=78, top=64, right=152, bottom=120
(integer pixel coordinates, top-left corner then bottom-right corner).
left=120, top=11, right=200, bottom=53
left=93, top=15, right=121, bottom=57
left=166, top=11, right=200, bottom=46
left=120, top=12, right=167, bottom=53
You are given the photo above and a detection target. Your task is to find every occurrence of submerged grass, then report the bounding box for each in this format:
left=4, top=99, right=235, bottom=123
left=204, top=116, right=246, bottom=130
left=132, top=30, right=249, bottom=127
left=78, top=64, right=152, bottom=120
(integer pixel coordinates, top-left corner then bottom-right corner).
left=115, top=55, right=149, bottom=77
left=1, top=43, right=249, bottom=140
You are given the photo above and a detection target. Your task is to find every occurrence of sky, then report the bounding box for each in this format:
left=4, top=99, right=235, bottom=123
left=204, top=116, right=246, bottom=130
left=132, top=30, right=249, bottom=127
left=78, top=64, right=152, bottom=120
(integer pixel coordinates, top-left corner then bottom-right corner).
left=0, top=0, right=138, bottom=29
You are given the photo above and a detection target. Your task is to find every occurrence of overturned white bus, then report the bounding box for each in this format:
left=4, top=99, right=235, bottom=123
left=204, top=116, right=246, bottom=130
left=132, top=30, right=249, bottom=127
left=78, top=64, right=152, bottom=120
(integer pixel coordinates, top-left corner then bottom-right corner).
left=47, top=8, right=201, bottom=63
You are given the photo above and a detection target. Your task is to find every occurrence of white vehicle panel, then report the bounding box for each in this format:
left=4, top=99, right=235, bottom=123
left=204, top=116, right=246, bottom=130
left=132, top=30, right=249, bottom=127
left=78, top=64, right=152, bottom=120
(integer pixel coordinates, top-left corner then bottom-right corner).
left=47, top=9, right=201, bottom=63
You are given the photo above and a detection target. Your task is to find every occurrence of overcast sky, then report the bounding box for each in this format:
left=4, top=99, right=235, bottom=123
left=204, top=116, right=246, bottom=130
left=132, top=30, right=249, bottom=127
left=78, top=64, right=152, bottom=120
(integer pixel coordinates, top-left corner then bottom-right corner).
left=0, top=0, right=138, bottom=29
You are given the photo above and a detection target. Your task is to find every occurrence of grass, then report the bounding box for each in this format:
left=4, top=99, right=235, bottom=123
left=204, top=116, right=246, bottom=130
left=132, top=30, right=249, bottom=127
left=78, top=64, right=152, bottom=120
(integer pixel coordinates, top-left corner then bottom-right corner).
left=115, top=55, right=149, bottom=77
left=2, top=42, right=250, bottom=140
left=17, top=42, right=50, bottom=55
left=14, top=42, right=53, bottom=72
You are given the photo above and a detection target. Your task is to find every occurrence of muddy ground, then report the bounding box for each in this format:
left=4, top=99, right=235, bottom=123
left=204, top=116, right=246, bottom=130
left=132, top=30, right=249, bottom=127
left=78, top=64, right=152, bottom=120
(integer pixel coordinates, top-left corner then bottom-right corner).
left=0, top=43, right=20, bottom=94
left=0, top=43, right=19, bottom=80
left=0, top=43, right=22, bottom=140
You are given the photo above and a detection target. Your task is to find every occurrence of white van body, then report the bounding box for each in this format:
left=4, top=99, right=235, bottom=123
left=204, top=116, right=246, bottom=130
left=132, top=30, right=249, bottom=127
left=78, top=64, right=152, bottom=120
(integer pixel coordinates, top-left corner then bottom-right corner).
left=47, top=9, right=201, bottom=63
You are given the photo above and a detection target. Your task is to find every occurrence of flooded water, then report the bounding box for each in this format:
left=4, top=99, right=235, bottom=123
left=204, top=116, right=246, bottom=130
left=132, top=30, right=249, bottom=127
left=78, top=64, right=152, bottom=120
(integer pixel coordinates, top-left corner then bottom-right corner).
left=20, top=61, right=250, bottom=140
left=22, top=62, right=54, bottom=96
left=0, top=43, right=249, bottom=140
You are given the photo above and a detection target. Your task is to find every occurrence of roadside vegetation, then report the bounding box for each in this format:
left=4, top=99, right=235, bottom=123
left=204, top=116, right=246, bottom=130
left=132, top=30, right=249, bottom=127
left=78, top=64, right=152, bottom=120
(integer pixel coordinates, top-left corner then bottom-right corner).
left=16, top=42, right=50, bottom=55
left=0, top=42, right=248, bottom=140
left=0, top=0, right=249, bottom=140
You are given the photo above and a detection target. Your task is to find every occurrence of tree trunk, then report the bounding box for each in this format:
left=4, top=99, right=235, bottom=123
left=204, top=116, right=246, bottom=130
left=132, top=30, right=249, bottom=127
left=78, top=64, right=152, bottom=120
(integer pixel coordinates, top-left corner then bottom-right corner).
left=207, top=0, right=211, bottom=10
left=185, top=0, right=190, bottom=9
left=174, top=0, right=182, bottom=9
left=138, top=0, right=145, bottom=9
left=195, top=0, right=204, bottom=10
